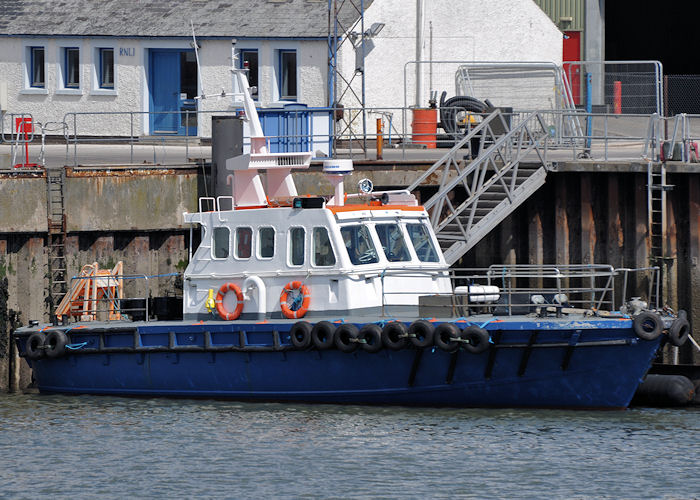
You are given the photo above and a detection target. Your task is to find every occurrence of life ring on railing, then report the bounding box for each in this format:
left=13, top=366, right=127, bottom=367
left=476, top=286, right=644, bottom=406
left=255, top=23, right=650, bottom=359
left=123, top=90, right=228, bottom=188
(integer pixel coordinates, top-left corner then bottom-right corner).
left=215, top=282, right=244, bottom=321
left=280, top=281, right=311, bottom=319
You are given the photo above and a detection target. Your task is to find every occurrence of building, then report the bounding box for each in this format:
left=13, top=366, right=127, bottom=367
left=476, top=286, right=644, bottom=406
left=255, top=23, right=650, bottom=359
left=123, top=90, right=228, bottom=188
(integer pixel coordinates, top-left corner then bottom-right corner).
left=0, top=0, right=563, bottom=140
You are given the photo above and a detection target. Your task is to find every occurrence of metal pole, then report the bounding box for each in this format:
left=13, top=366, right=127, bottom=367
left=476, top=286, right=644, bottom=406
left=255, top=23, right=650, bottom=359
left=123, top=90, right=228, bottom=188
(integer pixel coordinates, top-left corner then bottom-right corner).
left=415, top=0, right=423, bottom=108
left=361, top=0, right=367, bottom=152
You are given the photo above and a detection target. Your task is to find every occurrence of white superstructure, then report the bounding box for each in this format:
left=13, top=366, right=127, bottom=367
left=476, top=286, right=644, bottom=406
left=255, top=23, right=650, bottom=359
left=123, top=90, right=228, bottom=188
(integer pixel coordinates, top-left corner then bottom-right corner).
left=182, top=66, right=451, bottom=320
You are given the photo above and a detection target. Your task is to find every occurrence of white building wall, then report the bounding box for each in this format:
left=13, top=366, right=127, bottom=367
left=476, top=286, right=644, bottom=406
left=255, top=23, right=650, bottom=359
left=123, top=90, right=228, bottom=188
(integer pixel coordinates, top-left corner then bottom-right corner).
left=337, top=0, right=563, bottom=133
left=0, top=36, right=328, bottom=138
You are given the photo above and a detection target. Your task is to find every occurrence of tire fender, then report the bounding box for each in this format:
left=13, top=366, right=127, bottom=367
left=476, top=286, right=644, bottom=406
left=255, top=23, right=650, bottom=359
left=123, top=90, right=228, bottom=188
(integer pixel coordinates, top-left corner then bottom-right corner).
left=632, top=311, right=663, bottom=341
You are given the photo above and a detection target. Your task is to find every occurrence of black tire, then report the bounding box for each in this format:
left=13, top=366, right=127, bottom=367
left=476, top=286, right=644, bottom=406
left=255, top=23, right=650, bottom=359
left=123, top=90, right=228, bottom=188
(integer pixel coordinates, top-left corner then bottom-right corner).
left=434, top=323, right=461, bottom=352
left=25, top=332, right=46, bottom=360
left=359, top=324, right=383, bottom=353
left=44, top=330, right=68, bottom=359
left=462, top=325, right=490, bottom=354
left=668, top=317, right=690, bottom=347
left=335, top=324, right=360, bottom=353
left=311, top=321, right=336, bottom=350
left=290, top=321, right=312, bottom=349
left=678, top=309, right=688, bottom=320
left=408, top=320, right=434, bottom=348
left=633, top=312, right=663, bottom=341
left=381, top=322, right=408, bottom=350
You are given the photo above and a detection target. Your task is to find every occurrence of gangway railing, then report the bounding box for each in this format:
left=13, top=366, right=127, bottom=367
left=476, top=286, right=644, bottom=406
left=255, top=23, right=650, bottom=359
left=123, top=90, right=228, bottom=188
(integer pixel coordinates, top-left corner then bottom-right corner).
left=408, top=109, right=551, bottom=265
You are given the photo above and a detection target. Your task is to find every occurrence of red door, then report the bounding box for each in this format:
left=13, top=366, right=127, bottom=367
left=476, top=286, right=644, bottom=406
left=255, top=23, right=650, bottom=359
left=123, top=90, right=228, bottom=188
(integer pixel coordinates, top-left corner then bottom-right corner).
left=563, top=31, right=582, bottom=106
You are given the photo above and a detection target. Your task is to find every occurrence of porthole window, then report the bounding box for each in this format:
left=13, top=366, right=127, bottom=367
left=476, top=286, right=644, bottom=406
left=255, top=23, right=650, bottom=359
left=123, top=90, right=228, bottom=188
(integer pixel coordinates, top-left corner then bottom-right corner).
left=235, top=227, right=252, bottom=259
left=259, top=227, right=275, bottom=258
left=289, top=227, right=305, bottom=266
left=213, top=227, right=230, bottom=259
left=313, top=227, right=336, bottom=266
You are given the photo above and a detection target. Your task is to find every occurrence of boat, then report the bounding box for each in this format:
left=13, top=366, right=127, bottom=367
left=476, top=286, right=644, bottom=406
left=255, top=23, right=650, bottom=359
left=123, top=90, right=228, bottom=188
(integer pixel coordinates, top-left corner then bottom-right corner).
left=12, top=66, right=690, bottom=409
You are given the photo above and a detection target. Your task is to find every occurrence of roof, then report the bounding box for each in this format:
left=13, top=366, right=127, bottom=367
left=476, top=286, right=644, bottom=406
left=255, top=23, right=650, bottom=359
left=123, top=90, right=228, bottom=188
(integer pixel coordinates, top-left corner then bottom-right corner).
left=0, top=0, right=368, bottom=38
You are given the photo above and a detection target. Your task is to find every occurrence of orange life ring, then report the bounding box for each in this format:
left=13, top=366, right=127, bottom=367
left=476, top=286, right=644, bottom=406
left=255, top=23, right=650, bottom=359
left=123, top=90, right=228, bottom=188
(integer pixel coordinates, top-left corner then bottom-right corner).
left=280, top=281, right=311, bottom=319
left=215, top=282, right=244, bottom=320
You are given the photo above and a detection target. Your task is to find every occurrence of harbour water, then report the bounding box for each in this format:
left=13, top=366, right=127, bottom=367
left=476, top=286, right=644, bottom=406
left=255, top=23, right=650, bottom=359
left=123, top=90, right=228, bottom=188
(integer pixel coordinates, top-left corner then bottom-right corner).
left=1, top=394, right=698, bottom=499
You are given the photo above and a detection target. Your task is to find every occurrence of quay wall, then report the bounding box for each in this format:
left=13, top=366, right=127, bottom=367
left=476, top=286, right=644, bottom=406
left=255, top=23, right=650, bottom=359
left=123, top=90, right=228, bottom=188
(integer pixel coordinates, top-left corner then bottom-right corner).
left=1, top=163, right=699, bottom=390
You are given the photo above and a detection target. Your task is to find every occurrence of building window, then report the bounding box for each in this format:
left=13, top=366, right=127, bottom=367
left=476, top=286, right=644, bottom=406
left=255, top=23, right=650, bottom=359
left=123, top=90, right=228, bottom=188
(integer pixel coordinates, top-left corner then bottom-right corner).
left=279, top=50, right=297, bottom=100
left=258, top=227, right=275, bottom=259
left=235, top=227, right=252, bottom=259
left=289, top=227, right=305, bottom=266
left=64, top=47, right=80, bottom=88
left=98, top=48, right=114, bottom=89
left=29, top=47, right=45, bottom=88
left=239, top=49, right=258, bottom=99
left=213, top=227, right=230, bottom=259
left=313, top=227, right=336, bottom=267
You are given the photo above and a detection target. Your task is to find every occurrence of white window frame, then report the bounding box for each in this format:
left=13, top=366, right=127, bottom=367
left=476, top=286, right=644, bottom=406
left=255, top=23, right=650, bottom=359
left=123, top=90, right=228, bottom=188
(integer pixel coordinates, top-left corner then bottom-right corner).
left=91, top=45, right=118, bottom=95
left=257, top=226, right=275, bottom=260
left=56, top=43, right=84, bottom=95
left=288, top=226, right=306, bottom=267
left=278, top=49, right=298, bottom=101
left=21, top=42, right=48, bottom=95
left=233, top=226, right=254, bottom=260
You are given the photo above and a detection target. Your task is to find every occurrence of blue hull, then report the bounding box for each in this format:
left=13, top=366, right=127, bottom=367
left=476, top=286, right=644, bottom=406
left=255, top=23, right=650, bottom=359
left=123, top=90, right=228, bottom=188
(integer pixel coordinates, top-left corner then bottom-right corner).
left=17, top=318, right=662, bottom=409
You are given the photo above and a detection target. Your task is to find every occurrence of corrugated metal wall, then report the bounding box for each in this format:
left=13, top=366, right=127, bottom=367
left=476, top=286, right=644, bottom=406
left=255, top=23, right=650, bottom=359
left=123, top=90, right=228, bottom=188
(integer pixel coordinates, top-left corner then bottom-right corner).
left=533, top=0, right=584, bottom=31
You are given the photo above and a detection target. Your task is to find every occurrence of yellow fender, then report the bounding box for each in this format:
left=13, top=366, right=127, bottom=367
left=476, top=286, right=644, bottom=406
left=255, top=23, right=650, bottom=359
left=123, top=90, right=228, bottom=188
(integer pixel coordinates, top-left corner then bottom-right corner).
left=205, top=288, right=216, bottom=314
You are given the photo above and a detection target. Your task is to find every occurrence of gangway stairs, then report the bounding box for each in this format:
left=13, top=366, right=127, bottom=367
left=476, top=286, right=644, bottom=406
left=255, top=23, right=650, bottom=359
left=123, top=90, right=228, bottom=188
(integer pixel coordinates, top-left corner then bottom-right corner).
left=408, top=110, right=551, bottom=265
left=46, top=167, right=67, bottom=314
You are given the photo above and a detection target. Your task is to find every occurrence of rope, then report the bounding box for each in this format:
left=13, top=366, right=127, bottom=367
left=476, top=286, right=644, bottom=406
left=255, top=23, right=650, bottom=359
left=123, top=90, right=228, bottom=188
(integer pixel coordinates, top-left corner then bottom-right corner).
left=65, top=342, right=88, bottom=350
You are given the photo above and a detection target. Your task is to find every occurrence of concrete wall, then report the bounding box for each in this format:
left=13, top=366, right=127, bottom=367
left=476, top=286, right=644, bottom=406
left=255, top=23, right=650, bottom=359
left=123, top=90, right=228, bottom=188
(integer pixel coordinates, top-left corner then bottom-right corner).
left=0, top=37, right=328, bottom=138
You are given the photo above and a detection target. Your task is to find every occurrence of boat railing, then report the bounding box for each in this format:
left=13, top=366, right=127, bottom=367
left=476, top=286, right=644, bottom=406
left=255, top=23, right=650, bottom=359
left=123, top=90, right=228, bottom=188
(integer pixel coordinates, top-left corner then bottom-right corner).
left=57, top=272, right=183, bottom=323
left=379, top=264, right=660, bottom=317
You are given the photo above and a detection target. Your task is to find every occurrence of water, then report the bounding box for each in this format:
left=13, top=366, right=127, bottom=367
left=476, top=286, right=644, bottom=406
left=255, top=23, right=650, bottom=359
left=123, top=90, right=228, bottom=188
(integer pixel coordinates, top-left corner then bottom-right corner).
left=0, top=394, right=698, bottom=499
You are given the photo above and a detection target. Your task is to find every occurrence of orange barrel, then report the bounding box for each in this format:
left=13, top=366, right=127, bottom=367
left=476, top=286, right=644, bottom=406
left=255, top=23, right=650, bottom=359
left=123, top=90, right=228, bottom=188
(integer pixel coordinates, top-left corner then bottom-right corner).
left=411, top=108, right=438, bottom=149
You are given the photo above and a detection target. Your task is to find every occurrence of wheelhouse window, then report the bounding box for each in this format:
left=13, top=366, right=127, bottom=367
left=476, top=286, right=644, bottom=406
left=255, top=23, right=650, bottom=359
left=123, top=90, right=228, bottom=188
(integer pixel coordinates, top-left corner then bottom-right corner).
left=258, top=227, right=275, bottom=258
left=64, top=47, right=80, bottom=88
left=340, top=225, right=378, bottom=265
left=239, top=49, right=258, bottom=99
left=29, top=47, right=45, bottom=88
left=279, top=50, right=297, bottom=100
left=406, top=223, right=439, bottom=262
left=375, top=224, right=411, bottom=262
left=98, top=48, right=114, bottom=89
left=235, top=227, right=252, bottom=259
left=213, top=227, right=230, bottom=259
left=313, top=227, right=336, bottom=267
left=289, top=227, right=305, bottom=266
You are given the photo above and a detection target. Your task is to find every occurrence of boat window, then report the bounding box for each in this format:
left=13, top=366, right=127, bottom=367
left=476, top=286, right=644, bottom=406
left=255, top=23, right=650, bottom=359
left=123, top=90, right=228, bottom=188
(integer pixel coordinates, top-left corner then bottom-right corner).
left=406, top=223, right=439, bottom=262
left=313, top=227, right=336, bottom=267
left=258, top=227, right=275, bottom=259
left=235, top=227, right=252, bottom=259
left=340, top=225, right=378, bottom=265
left=375, top=224, right=411, bottom=262
left=289, top=227, right=305, bottom=266
left=213, top=227, right=230, bottom=259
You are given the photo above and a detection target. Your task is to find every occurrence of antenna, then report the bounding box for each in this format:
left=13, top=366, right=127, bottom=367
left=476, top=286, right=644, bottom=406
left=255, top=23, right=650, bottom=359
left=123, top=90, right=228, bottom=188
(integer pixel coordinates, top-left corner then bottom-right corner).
left=191, top=20, right=205, bottom=99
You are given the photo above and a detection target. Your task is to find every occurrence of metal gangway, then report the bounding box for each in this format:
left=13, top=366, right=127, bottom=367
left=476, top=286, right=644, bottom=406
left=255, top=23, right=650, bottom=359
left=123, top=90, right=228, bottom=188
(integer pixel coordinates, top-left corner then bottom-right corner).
left=407, top=109, right=551, bottom=265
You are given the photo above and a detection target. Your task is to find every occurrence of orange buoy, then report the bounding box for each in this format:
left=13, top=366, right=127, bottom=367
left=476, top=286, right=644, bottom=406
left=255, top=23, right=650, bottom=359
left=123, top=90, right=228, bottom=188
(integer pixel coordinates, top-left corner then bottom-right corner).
left=280, top=281, right=311, bottom=319
left=215, top=282, right=244, bottom=320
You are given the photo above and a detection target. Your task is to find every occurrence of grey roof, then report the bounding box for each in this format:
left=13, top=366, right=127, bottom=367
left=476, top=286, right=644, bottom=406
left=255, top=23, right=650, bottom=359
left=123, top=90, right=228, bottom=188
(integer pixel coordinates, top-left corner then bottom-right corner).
left=0, top=0, right=369, bottom=38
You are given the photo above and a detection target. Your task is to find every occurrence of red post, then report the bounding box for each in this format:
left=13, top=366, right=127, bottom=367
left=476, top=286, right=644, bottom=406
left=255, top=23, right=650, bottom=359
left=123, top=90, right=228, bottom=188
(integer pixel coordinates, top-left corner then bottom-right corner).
left=14, top=117, right=35, bottom=168
left=613, top=81, right=622, bottom=115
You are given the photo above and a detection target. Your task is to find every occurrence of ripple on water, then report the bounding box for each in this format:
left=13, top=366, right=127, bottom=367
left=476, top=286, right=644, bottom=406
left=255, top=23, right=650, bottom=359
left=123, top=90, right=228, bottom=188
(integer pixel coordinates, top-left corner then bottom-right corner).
left=0, top=394, right=698, bottom=499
